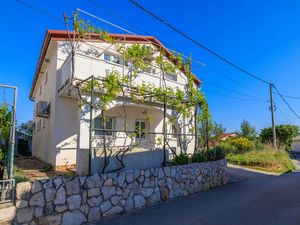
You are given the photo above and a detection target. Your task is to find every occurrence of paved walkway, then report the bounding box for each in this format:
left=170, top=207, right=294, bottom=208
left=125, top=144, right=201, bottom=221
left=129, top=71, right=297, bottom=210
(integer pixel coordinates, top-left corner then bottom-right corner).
left=89, top=167, right=300, bottom=225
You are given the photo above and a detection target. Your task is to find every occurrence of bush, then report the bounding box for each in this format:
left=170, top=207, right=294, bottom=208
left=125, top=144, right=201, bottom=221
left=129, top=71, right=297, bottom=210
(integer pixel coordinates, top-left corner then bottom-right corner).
left=206, top=148, right=225, bottom=161
left=226, top=150, right=295, bottom=173
left=191, top=152, right=206, bottom=163
left=173, top=154, right=189, bottom=165
left=231, top=137, right=254, bottom=153
left=0, top=148, right=6, bottom=161
left=218, top=140, right=238, bottom=155
left=41, top=163, right=53, bottom=172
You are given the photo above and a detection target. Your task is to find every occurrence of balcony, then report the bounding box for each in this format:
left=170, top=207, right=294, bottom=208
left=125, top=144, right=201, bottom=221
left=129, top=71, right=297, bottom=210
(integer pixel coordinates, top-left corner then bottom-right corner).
left=58, top=52, right=187, bottom=98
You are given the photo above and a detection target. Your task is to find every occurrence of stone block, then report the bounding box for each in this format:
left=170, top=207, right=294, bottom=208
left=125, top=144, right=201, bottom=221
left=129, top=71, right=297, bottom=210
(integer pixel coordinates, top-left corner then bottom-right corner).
left=62, top=210, right=86, bottom=225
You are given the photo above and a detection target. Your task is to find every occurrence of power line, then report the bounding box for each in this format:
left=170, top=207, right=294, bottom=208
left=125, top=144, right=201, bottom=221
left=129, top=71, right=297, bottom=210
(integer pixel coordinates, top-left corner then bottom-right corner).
left=16, top=0, right=300, bottom=124
left=76, top=8, right=207, bottom=68
left=273, top=92, right=300, bottom=100
left=276, top=105, right=293, bottom=124
left=201, top=78, right=267, bottom=101
left=203, top=88, right=266, bottom=102
left=87, top=0, right=268, bottom=100
left=129, top=0, right=271, bottom=85
left=272, top=84, right=300, bottom=121
left=15, top=0, right=61, bottom=21
left=16, top=0, right=268, bottom=102
left=212, top=102, right=265, bottom=109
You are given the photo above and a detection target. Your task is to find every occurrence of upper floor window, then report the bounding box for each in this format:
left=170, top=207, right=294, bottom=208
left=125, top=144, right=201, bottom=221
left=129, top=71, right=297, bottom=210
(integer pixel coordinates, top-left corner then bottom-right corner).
left=171, top=125, right=177, bottom=138
left=37, top=120, right=41, bottom=132
left=165, top=73, right=177, bottom=82
left=104, top=53, right=111, bottom=62
left=94, top=116, right=114, bottom=136
left=44, top=71, right=48, bottom=85
left=39, top=85, right=42, bottom=96
left=104, top=53, right=123, bottom=65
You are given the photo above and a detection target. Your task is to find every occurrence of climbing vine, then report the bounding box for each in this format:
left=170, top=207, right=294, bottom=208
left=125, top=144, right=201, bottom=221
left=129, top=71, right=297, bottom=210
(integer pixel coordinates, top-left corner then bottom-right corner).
left=65, top=12, right=211, bottom=172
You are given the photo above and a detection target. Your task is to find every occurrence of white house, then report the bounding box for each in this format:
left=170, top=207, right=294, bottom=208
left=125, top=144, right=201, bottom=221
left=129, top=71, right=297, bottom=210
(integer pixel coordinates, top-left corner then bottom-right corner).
left=293, top=135, right=300, bottom=151
left=30, top=30, right=201, bottom=175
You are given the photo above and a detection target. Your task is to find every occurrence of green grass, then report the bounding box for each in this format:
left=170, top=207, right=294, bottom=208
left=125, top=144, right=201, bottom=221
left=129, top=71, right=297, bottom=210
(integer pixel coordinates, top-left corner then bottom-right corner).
left=226, top=150, right=295, bottom=173
left=14, top=166, right=28, bottom=183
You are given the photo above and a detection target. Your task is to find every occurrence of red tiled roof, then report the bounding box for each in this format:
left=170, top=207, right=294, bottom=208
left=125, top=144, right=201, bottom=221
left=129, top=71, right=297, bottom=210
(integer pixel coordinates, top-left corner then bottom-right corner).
left=29, top=30, right=201, bottom=99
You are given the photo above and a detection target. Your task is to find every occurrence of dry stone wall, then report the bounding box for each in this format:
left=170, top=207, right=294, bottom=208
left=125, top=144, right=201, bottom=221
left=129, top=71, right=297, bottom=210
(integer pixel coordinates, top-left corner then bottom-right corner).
left=0, top=159, right=228, bottom=225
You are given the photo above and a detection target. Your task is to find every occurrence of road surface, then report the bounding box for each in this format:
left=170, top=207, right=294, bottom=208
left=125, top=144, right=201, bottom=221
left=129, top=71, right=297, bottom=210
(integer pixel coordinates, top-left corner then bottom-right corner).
left=89, top=167, right=300, bottom=225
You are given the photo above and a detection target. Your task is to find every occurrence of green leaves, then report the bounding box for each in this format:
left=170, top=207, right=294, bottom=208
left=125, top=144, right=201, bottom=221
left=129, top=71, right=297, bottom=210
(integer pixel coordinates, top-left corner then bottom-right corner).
left=119, top=44, right=154, bottom=76
left=260, top=124, right=299, bottom=150
left=0, top=106, right=11, bottom=160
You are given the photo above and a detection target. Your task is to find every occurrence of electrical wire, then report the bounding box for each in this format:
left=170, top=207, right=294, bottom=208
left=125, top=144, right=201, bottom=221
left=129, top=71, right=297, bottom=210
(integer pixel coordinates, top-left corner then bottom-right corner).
left=201, top=78, right=267, bottom=101
left=16, top=0, right=300, bottom=123
left=129, top=0, right=271, bottom=85
left=273, top=84, right=300, bottom=121
left=87, top=0, right=268, bottom=100
left=273, top=92, right=300, bottom=100
left=276, top=105, right=293, bottom=124
left=16, top=0, right=61, bottom=21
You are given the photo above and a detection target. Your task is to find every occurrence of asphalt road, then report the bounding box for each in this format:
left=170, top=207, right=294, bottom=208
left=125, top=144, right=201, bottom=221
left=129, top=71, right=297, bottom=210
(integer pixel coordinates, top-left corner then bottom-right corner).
left=90, top=168, right=300, bottom=225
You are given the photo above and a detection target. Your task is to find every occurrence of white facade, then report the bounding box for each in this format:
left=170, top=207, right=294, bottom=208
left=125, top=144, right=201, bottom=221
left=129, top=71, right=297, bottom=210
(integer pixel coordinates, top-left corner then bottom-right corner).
left=293, top=136, right=300, bottom=152
left=31, top=32, right=199, bottom=175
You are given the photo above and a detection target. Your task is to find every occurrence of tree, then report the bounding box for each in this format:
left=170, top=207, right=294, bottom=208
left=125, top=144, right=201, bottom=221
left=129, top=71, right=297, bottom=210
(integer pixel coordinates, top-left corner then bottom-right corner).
left=238, top=120, right=257, bottom=141
left=260, top=124, right=299, bottom=150
left=198, top=121, right=226, bottom=149
left=18, top=121, right=33, bottom=136
left=211, top=122, right=226, bottom=141
left=0, top=106, right=11, bottom=161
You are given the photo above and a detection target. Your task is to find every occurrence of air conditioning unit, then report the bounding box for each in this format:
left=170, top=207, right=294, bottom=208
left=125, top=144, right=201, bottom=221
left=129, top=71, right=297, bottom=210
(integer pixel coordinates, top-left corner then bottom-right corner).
left=36, top=101, right=50, bottom=117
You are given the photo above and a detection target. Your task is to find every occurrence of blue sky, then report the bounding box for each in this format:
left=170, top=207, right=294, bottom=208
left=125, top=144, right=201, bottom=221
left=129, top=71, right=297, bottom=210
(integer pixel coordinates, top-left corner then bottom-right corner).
left=1, top=0, right=300, bottom=132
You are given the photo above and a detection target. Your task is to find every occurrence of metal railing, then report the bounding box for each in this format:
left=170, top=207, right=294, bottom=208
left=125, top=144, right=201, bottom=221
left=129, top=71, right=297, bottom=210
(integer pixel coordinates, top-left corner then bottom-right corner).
left=0, top=179, right=15, bottom=204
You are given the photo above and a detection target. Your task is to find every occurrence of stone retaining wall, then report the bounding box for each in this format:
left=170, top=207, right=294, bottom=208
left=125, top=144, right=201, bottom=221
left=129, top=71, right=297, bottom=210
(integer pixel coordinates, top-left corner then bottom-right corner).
left=0, top=159, right=228, bottom=225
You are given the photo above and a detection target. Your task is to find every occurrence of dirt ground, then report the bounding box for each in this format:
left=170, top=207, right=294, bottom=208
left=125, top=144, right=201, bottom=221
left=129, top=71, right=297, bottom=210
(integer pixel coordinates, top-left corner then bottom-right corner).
left=15, top=156, right=76, bottom=181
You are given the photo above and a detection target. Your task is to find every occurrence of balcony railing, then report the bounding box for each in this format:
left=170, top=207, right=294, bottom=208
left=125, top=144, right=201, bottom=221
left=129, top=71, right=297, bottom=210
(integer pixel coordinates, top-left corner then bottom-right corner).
left=59, top=53, right=186, bottom=95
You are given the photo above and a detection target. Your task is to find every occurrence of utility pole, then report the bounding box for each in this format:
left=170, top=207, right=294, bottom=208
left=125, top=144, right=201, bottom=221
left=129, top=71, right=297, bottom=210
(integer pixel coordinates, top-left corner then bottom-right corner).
left=269, top=83, right=277, bottom=150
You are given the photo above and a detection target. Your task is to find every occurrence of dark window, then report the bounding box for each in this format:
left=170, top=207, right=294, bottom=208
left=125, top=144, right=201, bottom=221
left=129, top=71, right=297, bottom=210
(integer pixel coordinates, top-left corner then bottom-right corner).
left=112, top=56, right=121, bottom=64
left=172, top=125, right=177, bottom=138
left=165, top=73, right=177, bottom=82
left=45, top=71, right=48, bottom=85
left=104, top=53, right=111, bottom=62
left=135, top=121, right=146, bottom=138
left=94, top=117, right=113, bottom=136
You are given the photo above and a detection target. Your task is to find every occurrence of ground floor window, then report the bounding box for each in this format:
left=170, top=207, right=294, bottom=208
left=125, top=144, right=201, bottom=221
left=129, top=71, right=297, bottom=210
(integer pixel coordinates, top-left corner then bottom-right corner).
left=171, top=125, right=177, bottom=138
left=135, top=120, right=146, bottom=139
left=94, top=117, right=113, bottom=136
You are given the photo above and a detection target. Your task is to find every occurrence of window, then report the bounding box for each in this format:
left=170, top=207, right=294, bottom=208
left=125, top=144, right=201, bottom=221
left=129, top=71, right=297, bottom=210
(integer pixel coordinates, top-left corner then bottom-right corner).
left=112, top=56, right=121, bottom=64
left=171, top=125, right=177, bottom=138
left=94, top=117, right=113, bottom=136
left=39, top=85, right=42, bottom=96
left=165, top=73, right=177, bottom=82
left=44, top=71, right=48, bottom=85
left=37, top=120, right=41, bottom=132
left=42, top=119, right=46, bottom=129
left=135, top=121, right=146, bottom=139
left=104, top=53, right=123, bottom=65
left=104, top=53, right=111, bottom=62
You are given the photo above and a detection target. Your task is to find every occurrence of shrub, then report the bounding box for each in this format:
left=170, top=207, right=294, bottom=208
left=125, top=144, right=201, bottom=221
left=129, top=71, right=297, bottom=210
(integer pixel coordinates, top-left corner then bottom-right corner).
left=254, top=139, right=265, bottom=151
left=41, top=163, right=53, bottom=172
left=0, top=148, right=6, bottom=161
left=218, top=140, right=238, bottom=155
left=226, top=150, right=295, bottom=173
left=231, top=137, right=254, bottom=153
left=173, top=154, right=189, bottom=165
left=191, top=152, right=206, bottom=163
left=14, top=166, right=28, bottom=183
left=206, top=147, right=225, bottom=161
